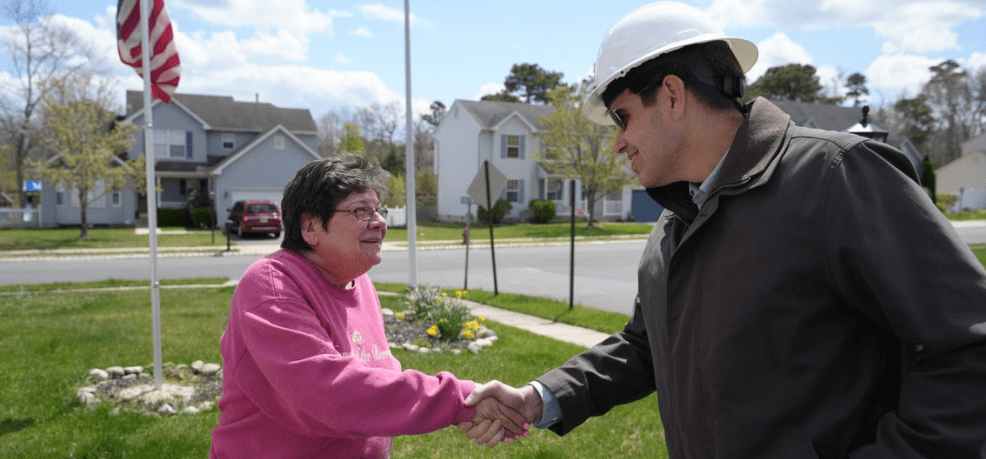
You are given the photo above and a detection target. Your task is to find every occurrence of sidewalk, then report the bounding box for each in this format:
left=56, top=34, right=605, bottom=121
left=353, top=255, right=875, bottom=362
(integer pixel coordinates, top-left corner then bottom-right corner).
left=464, top=300, right=611, bottom=349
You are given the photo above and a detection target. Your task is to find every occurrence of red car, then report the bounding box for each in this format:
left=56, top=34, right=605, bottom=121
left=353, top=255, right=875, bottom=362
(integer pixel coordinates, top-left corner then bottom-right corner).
left=226, top=200, right=282, bottom=238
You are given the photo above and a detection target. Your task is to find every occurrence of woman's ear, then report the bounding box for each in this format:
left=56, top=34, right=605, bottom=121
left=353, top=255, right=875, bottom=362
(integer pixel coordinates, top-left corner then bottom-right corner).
left=300, top=213, right=320, bottom=247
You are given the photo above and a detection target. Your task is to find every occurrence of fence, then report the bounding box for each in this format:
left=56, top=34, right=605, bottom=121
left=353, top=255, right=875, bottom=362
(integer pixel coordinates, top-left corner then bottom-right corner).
left=0, top=206, right=42, bottom=229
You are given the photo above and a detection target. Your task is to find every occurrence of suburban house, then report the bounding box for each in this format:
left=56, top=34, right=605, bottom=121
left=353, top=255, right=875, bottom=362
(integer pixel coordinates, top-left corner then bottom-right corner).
left=433, top=99, right=633, bottom=223
left=37, top=91, right=320, bottom=228
left=935, top=132, right=986, bottom=210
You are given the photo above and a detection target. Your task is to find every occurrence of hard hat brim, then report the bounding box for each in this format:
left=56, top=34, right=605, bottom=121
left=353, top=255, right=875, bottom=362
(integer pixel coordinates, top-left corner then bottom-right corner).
left=583, top=36, right=758, bottom=125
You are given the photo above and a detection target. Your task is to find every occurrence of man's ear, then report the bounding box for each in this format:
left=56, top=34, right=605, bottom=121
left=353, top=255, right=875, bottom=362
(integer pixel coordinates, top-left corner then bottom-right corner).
left=663, top=75, right=687, bottom=119
left=300, top=213, right=321, bottom=247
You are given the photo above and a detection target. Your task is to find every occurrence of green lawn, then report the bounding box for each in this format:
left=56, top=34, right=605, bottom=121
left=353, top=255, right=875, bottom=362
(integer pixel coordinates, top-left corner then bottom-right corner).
left=0, top=222, right=653, bottom=251
left=0, top=283, right=666, bottom=459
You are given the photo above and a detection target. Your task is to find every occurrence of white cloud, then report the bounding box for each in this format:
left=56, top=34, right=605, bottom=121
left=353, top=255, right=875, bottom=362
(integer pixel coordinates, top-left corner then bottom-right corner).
left=747, top=32, right=813, bottom=82
left=865, top=53, right=939, bottom=100
left=473, top=82, right=504, bottom=101
left=241, top=30, right=308, bottom=61
left=706, top=0, right=983, bottom=54
left=351, top=26, right=373, bottom=38
left=358, top=4, right=431, bottom=28
left=965, top=52, right=986, bottom=73
left=335, top=53, right=351, bottom=65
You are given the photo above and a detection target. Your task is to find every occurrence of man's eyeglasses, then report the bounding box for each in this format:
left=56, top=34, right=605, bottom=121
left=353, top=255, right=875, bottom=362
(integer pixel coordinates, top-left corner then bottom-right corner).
left=336, top=206, right=388, bottom=222
left=607, top=84, right=652, bottom=130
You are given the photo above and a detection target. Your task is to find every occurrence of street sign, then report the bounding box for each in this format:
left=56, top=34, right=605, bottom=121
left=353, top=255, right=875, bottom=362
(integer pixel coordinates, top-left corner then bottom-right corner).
left=467, top=162, right=507, bottom=208
left=24, top=180, right=41, bottom=192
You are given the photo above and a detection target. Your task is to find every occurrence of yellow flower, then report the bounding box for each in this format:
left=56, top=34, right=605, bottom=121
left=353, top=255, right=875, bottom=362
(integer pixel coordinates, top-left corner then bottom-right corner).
left=439, top=319, right=446, bottom=323
left=478, top=316, right=485, bottom=322
left=426, top=325, right=438, bottom=337
left=461, top=329, right=475, bottom=340
left=455, top=290, right=464, bottom=298
left=466, top=321, right=479, bottom=332
left=441, top=292, right=448, bottom=297
left=397, top=314, right=404, bottom=320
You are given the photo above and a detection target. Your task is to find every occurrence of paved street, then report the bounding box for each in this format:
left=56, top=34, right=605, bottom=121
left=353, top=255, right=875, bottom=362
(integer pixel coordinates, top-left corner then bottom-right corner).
left=2, top=220, right=984, bottom=318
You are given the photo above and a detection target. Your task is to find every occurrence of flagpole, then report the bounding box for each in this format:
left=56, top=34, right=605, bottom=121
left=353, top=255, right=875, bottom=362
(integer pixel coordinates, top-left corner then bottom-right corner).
left=404, top=0, right=418, bottom=289
left=140, top=0, right=163, bottom=391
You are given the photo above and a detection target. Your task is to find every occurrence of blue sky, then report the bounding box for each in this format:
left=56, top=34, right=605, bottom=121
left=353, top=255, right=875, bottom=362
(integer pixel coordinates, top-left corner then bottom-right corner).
left=5, top=0, right=986, bottom=123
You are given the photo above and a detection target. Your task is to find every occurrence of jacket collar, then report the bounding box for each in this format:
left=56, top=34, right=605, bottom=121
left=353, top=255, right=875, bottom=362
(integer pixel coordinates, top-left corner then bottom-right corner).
left=646, top=98, right=792, bottom=221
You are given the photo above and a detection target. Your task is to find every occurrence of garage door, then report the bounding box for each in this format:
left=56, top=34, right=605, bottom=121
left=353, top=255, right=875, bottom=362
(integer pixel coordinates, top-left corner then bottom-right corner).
left=230, top=189, right=285, bottom=209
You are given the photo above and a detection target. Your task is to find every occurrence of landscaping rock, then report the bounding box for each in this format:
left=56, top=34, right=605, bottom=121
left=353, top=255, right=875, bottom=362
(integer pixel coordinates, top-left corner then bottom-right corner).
left=201, top=363, right=221, bottom=375
left=89, top=368, right=109, bottom=381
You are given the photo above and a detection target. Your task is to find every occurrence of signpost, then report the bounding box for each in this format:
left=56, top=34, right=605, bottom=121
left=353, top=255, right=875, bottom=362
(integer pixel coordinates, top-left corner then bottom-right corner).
left=466, top=161, right=507, bottom=295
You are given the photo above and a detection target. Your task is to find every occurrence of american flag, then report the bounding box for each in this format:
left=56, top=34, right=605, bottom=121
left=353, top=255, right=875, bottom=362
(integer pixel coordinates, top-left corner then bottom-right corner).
left=117, top=0, right=181, bottom=103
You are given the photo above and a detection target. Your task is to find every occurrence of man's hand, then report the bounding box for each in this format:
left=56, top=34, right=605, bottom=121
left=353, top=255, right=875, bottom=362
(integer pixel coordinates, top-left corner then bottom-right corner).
left=457, top=380, right=543, bottom=447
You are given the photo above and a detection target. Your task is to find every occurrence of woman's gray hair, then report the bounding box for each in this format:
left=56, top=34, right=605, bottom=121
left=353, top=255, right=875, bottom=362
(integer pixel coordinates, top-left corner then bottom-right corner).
left=280, top=153, right=390, bottom=252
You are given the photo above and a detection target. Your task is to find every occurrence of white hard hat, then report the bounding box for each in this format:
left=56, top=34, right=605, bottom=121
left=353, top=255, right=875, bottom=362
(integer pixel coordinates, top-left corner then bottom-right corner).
left=583, top=1, right=758, bottom=125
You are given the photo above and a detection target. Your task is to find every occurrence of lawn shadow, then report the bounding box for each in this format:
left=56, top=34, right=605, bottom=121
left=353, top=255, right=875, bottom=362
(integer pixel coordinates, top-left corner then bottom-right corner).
left=0, top=417, right=34, bottom=436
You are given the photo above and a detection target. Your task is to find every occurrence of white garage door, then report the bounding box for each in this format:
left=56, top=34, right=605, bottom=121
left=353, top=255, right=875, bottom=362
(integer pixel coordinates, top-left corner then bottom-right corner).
left=230, top=189, right=285, bottom=210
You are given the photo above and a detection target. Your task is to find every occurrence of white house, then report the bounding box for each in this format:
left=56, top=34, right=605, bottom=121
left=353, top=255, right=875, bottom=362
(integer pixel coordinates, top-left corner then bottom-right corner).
left=936, top=132, right=986, bottom=210
left=433, top=99, right=632, bottom=222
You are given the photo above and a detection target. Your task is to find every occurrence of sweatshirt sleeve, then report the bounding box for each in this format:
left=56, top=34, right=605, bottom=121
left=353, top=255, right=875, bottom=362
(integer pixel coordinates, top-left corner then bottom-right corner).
left=822, top=140, right=986, bottom=458
left=227, top=265, right=476, bottom=439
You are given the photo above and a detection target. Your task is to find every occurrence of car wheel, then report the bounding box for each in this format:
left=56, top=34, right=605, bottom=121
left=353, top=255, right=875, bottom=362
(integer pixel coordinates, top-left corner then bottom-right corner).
left=272, top=232, right=280, bottom=239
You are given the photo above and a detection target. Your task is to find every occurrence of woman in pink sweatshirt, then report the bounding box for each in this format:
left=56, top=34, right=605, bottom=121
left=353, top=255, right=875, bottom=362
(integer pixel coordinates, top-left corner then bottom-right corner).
left=210, top=155, right=523, bottom=458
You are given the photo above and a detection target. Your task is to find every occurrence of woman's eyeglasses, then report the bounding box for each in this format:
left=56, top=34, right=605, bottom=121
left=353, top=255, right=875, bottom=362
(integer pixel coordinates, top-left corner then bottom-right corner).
left=336, top=206, right=388, bottom=222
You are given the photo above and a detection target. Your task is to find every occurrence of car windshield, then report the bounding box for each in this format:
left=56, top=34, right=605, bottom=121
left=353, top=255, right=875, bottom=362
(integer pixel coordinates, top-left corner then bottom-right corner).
left=246, top=204, right=278, bottom=213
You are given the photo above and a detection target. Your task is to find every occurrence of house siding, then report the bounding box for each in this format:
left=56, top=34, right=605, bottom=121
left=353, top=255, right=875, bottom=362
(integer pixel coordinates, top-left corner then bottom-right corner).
left=214, top=134, right=315, bottom=220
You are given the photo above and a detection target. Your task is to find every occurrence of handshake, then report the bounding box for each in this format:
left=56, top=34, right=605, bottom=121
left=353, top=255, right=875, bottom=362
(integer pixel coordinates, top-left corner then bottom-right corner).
left=456, top=380, right=545, bottom=448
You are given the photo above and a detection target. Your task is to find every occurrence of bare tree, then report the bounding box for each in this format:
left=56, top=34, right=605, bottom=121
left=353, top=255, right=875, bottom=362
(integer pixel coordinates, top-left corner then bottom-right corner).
left=1, top=0, right=95, bottom=208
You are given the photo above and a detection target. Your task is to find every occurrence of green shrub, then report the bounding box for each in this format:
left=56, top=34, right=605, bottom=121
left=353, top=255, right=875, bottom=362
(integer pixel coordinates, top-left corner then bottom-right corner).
left=528, top=199, right=556, bottom=223
left=477, top=199, right=512, bottom=224
left=157, top=208, right=190, bottom=227
left=190, top=207, right=214, bottom=229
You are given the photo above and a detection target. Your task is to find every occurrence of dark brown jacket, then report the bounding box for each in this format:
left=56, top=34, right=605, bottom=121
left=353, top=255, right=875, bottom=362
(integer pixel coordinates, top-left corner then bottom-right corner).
left=537, top=98, right=986, bottom=458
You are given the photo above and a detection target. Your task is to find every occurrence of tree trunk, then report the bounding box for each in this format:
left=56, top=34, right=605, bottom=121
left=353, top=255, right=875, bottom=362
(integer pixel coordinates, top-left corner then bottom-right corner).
left=78, top=190, right=89, bottom=240
left=585, top=189, right=597, bottom=227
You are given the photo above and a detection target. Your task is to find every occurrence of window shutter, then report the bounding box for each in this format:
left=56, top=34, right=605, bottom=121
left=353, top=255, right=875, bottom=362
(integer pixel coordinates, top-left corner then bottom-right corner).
left=186, top=131, right=193, bottom=158
left=519, top=180, right=525, bottom=203
left=499, top=188, right=507, bottom=201
left=500, top=134, right=507, bottom=159
left=539, top=180, right=545, bottom=199
left=519, top=136, right=526, bottom=160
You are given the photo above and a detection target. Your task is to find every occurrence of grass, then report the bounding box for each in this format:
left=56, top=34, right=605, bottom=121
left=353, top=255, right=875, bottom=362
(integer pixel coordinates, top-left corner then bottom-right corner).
left=0, top=282, right=666, bottom=459
left=0, top=227, right=227, bottom=251
left=0, top=222, right=653, bottom=252
left=0, top=277, right=229, bottom=293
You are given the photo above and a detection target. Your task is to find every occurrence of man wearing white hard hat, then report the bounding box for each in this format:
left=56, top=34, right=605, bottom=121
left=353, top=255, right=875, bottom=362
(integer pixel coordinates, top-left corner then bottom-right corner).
left=464, top=2, right=986, bottom=457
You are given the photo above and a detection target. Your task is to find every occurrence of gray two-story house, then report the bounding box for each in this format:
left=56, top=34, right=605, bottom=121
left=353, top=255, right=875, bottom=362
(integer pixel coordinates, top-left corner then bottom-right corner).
left=36, top=91, right=320, bottom=228
left=122, top=91, right=320, bottom=226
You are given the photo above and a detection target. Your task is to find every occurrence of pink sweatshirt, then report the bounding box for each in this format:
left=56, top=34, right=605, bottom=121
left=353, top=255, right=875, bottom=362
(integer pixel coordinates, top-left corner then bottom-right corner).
left=210, top=249, right=476, bottom=459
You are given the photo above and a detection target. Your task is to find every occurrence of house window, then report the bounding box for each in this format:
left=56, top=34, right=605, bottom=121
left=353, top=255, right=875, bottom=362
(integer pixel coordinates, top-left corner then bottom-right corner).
left=546, top=179, right=564, bottom=201
left=222, top=133, right=235, bottom=149
left=56, top=192, right=63, bottom=205
left=111, top=192, right=121, bottom=207
left=506, top=179, right=519, bottom=203
left=274, top=134, right=285, bottom=150
left=179, top=179, right=187, bottom=197
left=506, top=135, right=520, bottom=158
left=154, top=129, right=189, bottom=158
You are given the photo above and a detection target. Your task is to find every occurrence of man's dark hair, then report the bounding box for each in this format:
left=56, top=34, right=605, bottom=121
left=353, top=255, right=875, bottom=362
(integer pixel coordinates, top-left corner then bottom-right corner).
left=602, top=41, right=746, bottom=112
left=280, top=153, right=390, bottom=251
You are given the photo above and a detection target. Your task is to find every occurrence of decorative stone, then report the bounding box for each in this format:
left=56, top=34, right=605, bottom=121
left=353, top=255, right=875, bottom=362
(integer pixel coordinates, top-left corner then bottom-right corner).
left=467, top=343, right=481, bottom=354
left=176, top=363, right=190, bottom=372
left=89, top=368, right=109, bottom=380
left=124, top=366, right=143, bottom=375
left=191, top=360, right=204, bottom=372
left=388, top=342, right=399, bottom=349
left=402, top=343, right=419, bottom=352
left=106, top=366, right=125, bottom=378
left=452, top=349, right=461, bottom=355
left=418, top=347, right=429, bottom=354
left=182, top=406, right=200, bottom=414
left=158, top=403, right=177, bottom=415
left=199, top=402, right=214, bottom=411
left=201, top=363, right=221, bottom=375
left=122, top=374, right=137, bottom=381
left=381, top=308, right=394, bottom=317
